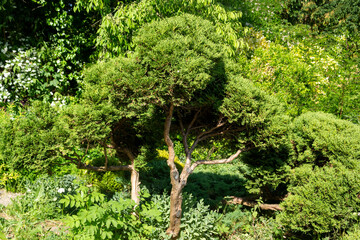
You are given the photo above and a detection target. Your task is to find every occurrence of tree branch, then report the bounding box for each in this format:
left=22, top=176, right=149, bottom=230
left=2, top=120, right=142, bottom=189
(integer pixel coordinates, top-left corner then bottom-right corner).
left=123, top=148, right=136, bottom=161
left=63, top=155, right=79, bottom=165
left=186, top=109, right=201, bottom=136
left=77, top=163, right=132, bottom=172
left=190, top=148, right=245, bottom=173
left=164, top=103, right=180, bottom=183
left=189, top=118, right=227, bottom=155
left=226, top=196, right=283, bottom=211
left=179, top=118, right=190, bottom=156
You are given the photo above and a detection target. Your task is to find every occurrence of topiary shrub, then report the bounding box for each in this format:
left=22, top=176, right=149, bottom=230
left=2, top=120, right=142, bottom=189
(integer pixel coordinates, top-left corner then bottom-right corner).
left=277, top=165, right=360, bottom=238
left=289, top=111, right=360, bottom=168
left=276, top=112, right=360, bottom=238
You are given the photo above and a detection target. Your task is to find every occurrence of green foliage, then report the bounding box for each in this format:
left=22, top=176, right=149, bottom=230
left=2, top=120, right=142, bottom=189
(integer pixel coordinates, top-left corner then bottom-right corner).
left=0, top=45, right=80, bottom=107
left=280, top=0, right=360, bottom=36
left=94, top=171, right=129, bottom=193
left=150, top=192, right=221, bottom=239
left=0, top=102, right=62, bottom=175
left=247, top=42, right=319, bottom=116
left=290, top=111, right=360, bottom=168
left=278, top=165, right=360, bottom=238
left=0, top=0, right=98, bottom=106
left=218, top=205, right=284, bottom=240
left=220, top=76, right=283, bottom=129
left=60, top=187, right=105, bottom=211
left=274, top=112, right=360, bottom=238
left=240, top=0, right=360, bottom=122
left=131, top=13, right=225, bottom=107
left=93, top=0, right=246, bottom=58
left=63, top=187, right=162, bottom=240
left=247, top=30, right=360, bottom=120
left=0, top=165, right=22, bottom=192
left=0, top=216, right=68, bottom=240
left=6, top=175, right=78, bottom=220
left=341, top=224, right=360, bottom=240
left=241, top=145, right=292, bottom=198
left=0, top=175, right=78, bottom=239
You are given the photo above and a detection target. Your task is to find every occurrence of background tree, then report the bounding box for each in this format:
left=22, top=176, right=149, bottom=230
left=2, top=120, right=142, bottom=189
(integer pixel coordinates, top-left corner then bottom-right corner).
left=0, top=0, right=99, bottom=107
left=0, top=56, right=162, bottom=203
left=75, top=0, right=246, bottom=59
left=280, top=0, right=360, bottom=36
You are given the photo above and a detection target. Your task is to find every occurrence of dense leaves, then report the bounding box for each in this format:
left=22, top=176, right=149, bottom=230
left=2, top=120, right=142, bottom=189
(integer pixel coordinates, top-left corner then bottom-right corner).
left=1, top=0, right=360, bottom=239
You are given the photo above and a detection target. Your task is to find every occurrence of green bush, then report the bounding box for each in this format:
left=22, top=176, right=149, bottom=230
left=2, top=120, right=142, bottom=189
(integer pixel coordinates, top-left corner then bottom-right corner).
left=275, top=112, right=360, bottom=237
left=218, top=205, right=284, bottom=240
left=278, top=165, right=360, bottom=238
left=62, top=187, right=162, bottom=240
left=280, top=0, right=360, bottom=35
left=289, top=111, right=360, bottom=168
left=0, top=102, right=61, bottom=176
left=241, top=147, right=291, bottom=199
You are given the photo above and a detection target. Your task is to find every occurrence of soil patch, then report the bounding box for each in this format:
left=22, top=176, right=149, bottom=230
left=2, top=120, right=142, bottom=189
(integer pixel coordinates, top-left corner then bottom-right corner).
left=0, top=189, right=22, bottom=207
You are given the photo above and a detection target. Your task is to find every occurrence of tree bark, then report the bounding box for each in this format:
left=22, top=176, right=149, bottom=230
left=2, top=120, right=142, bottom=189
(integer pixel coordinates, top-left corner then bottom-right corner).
left=71, top=145, right=141, bottom=204
left=130, top=161, right=140, bottom=205
left=166, top=183, right=184, bottom=238
left=164, top=104, right=185, bottom=239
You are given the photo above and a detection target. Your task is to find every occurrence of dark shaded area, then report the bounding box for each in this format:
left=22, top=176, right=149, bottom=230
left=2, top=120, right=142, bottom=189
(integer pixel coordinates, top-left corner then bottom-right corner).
left=141, top=159, right=248, bottom=209
left=240, top=144, right=292, bottom=201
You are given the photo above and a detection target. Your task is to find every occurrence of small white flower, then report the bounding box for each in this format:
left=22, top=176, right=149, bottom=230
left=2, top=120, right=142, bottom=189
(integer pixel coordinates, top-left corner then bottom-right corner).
left=3, top=72, right=11, bottom=78
left=57, top=188, right=65, bottom=193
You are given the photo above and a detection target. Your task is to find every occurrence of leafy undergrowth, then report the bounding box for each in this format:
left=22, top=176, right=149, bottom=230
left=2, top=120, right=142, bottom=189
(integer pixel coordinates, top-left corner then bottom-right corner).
left=0, top=171, right=285, bottom=240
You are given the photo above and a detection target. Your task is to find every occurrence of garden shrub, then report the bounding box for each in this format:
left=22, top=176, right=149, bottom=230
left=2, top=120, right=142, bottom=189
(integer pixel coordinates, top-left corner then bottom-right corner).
left=0, top=102, right=61, bottom=176
left=63, top=188, right=162, bottom=240
left=278, top=165, right=360, bottom=238
left=289, top=111, right=360, bottom=168
left=247, top=31, right=360, bottom=122
left=96, top=171, right=129, bottom=194
left=7, top=175, right=79, bottom=220
left=275, top=112, right=360, bottom=237
left=280, top=0, right=360, bottom=35
left=218, top=205, right=284, bottom=240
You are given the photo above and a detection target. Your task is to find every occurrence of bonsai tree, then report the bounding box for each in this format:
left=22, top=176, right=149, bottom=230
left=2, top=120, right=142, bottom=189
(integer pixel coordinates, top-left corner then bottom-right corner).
left=124, top=14, right=284, bottom=238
